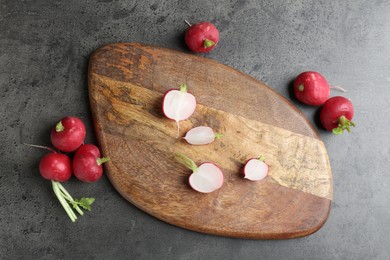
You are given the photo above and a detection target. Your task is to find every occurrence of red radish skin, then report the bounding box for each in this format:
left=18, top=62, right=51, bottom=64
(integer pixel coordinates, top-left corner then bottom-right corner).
left=39, top=153, right=72, bottom=182
left=243, top=155, right=269, bottom=181
left=175, top=152, right=224, bottom=193
left=184, top=20, right=219, bottom=53
left=320, top=96, right=355, bottom=135
left=294, top=71, right=331, bottom=106
left=162, top=84, right=196, bottom=137
left=74, top=143, right=101, bottom=157
left=73, top=144, right=110, bottom=182
left=50, top=116, right=86, bottom=152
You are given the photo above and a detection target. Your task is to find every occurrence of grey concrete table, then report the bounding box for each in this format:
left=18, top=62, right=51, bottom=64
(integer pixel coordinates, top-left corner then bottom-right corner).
left=1, top=0, right=389, bottom=259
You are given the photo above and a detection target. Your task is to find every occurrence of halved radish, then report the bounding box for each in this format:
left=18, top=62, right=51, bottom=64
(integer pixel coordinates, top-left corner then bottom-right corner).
left=243, top=155, right=269, bottom=181
left=162, top=84, right=196, bottom=137
left=183, top=126, right=223, bottom=145
left=175, top=152, right=224, bottom=193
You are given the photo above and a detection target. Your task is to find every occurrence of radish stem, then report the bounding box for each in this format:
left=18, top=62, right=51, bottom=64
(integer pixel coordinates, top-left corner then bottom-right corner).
left=52, top=181, right=77, bottom=222
left=51, top=181, right=95, bottom=221
left=55, top=121, right=65, bottom=132
left=332, top=115, right=356, bottom=135
left=179, top=83, right=187, bottom=93
left=97, top=157, right=111, bottom=166
left=57, top=182, right=84, bottom=216
left=203, top=39, right=215, bottom=48
left=215, top=133, right=223, bottom=139
left=175, top=152, right=198, bottom=172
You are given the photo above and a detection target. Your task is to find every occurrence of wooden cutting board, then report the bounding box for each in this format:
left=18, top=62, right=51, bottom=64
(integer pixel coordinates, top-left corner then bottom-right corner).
left=88, top=43, right=332, bottom=239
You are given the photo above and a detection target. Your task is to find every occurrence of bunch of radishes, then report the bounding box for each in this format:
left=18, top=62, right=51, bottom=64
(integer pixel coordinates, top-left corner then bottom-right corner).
left=293, top=71, right=356, bottom=135
left=28, top=116, right=109, bottom=222
left=163, top=84, right=269, bottom=194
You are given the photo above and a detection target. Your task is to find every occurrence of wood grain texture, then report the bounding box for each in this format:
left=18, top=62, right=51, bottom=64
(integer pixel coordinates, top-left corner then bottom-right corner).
left=88, top=43, right=332, bottom=239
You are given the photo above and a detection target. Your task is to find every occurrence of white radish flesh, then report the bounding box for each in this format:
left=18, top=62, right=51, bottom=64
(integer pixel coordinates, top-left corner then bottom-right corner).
left=175, top=152, right=224, bottom=193
left=243, top=156, right=269, bottom=181
left=189, top=163, right=224, bottom=193
left=184, top=126, right=222, bottom=145
left=162, top=84, right=196, bottom=137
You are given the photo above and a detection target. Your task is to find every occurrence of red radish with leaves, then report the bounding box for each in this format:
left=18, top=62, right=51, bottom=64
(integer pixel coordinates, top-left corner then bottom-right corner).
left=175, top=153, right=223, bottom=193
left=294, top=71, right=345, bottom=106
left=50, top=116, right=86, bottom=152
left=184, top=20, right=219, bottom=53
left=243, top=155, right=269, bottom=181
left=183, top=126, right=223, bottom=145
left=162, top=84, right=196, bottom=137
left=25, top=144, right=95, bottom=222
left=320, top=96, right=355, bottom=135
left=73, top=144, right=110, bottom=182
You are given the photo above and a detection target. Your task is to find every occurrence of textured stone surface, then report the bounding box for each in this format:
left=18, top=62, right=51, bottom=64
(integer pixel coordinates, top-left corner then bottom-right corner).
left=1, top=0, right=389, bottom=259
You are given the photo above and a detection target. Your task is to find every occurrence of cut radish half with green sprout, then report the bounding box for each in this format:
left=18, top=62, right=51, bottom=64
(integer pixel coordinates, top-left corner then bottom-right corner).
left=243, top=155, right=269, bottom=181
left=183, top=126, right=223, bottom=145
left=162, top=84, right=196, bottom=137
left=175, top=152, right=224, bottom=193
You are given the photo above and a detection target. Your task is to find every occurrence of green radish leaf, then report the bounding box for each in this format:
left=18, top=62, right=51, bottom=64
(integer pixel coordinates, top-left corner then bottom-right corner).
left=332, top=116, right=356, bottom=135
left=72, top=198, right=95, bottom=211
left=332, top=128, right=344, bottom=135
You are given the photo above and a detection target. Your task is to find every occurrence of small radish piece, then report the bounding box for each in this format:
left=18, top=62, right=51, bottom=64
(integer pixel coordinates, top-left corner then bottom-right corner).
left=50, top=116, right=86, bottom=152
left=183, top=126, right=223, bottom=145
left=294, top=71, right=346, bottom=106
left=243, top=155, right=269, bottom=181
left=320, top=96, right=355, bottom=135
left=175, top=152, right=223, bottom=193
left=162, top=84, right=196, bottom=137
left=73, top=144, right=110, bottom=182
left=184, top=20, right=220, bottom=53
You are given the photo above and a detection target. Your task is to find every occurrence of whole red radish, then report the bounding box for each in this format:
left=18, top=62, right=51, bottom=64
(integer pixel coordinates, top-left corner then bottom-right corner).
left=184, top=20, right=219, bottom=53
left=50, top=116, right=86, bottom=152
left=175, top=152, right=223, bottom=193
left=294, top=71, right=331, bottom=106
left=243, top=155, right=269, bottom=181
left=320, top=96, right=355, bottom=135
left=73, top=144, right=110, bottom=182
left=162, top=83, right=196, bottom=137
left=39, top=153, right=72, bottom=182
